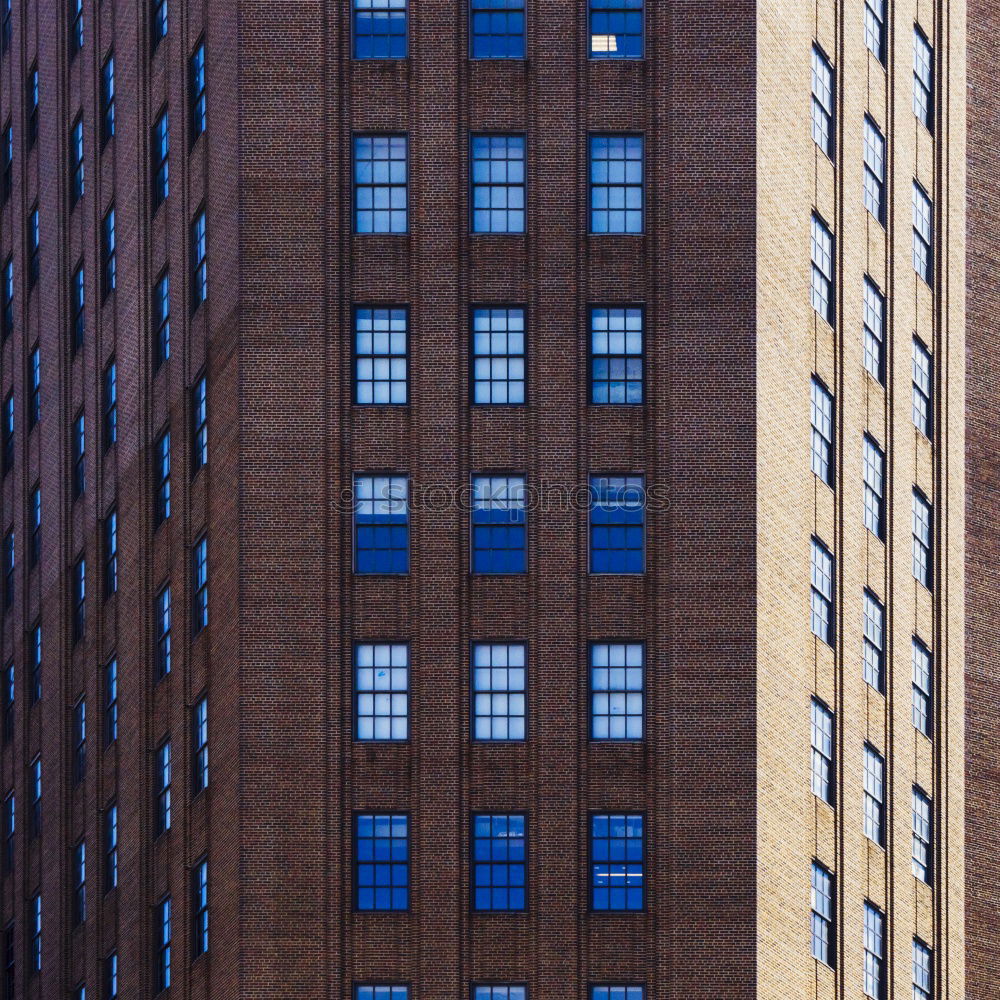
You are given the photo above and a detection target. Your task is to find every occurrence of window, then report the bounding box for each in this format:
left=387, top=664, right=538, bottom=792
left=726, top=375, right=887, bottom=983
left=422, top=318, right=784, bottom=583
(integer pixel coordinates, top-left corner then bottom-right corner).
left=29, top=757, right=40, bottom=837
left=104, top=509, right=118, bottom=597
left=155, top=741, right=172, bottom=835
left=354, top=135, right=407, bottom=233
left=29, top=625, right=41, bottom=704
left=590, top=813, right=643, bottom=910
left=2, top=529, right=12, bottom=610
left=913, top=27, right=933, bottom=130
left=190, top=42, right=206, bottom=141
left=590, top=642, right=643, bottom=740
left=591, top=989, right=642, bottom=1000
left=811, top=213, right=834, bottom=323
left=155, top=896, right=171, bottom=992
left=0, top=122, right=10, bottom=203
left=811, top=862, right=834, bottom=966
left=70, top=116, right=84, bottom=206
left=101, top=53, right=115, bottom=145
left=355, top=813, right=409, bottom=910
left=589, top=0, right=643, bottom=58
left=70, top=0, right=83, bottom=53
left=475, top=988, right=526, bottom=1000
left=2, top=662, right=11, bottom=743
left=355, top=643, right=408, bottom=741
left=912, top=489, right=932, bottom=588
left=353, top=0, right=406, bottom=58
left=811, top=45, right=835, bottom=158
left=72, top=840, right=86, bottom=925
left=72, top=556, right=86, bottom=643
left=152, top=109, right=169, bottom=210
left=912, top=637, right=932, bottom=737
left=155, top=429, right=171, bottom=525
left=28, top=346, right=40, bottom=428
left=472, top=813, right=526, bottom=911
left=1, top=257, right=11, bottom=339
left=72, top=263, right=86, bottom=352
left=193, top=858, right=209, bottom=957
left=472, top=642, right=525, bottom=741
left=864, top=902, right=885, bottom=999
left=913, top=939, right=932, bottom=1000
left=863, top=744, right=885, bottom=847
left=72, top=697, right=86, bottom=783
left=2, top=792, right=13, bottom=872
left=192, top=374, right=208, bottom=473
left=105, top=952, right=118, bottom=1000
left=865, top=0, right=885, bottom=61
left=863, top=278, right=885, bottom=383
left=913, top=182, right=933, bottom=284
left=912, top=786, right=932, bottom=883
left=103, top=362, right=117, bottom=451
left=912, top=337, right=932, bottom=437
left=863, top=590, right=885, bottom=693
left=354, top=475, right=409, bottom=573
left=154, top=272, right=171, bottom=369
left=589, top=474, right=645, bottom=573
left=358, top=988, right=408, bottom=1000
left=105, top=657, right=118, bottom=745
left=74, top=984, right=85, bottom=1000
left=810, top=538, right=833, bottom=644
left=354, top=307, right=407, bottom=404
left=191, top=209, right=207, bottom=308
left=863, top=117, right=885, bottom=224
left=810, top=698, right=834, bottom=805
left=1, top=393, right=12, bottom=475
left=590, top=306, right=643, bottom=404
left=26, top=67, right=38, bottom=149
left=472, top=475, right=526, bottom=573
left=27, top=206, right=39, bottom=289
left=156, top=586, right=172, bottom=678
left=471, top=306, right=525, bottom=404
left=862, top=435, right=885, bottom=539
left=471, top=134, right=525, bottom=234
left=810, top=377, right=834, bottom=485
left=191, top=536, right=209, bottom=634
left=0, top=0, right=8, bottom=53
left=151, top=0, right=167, bottom=50
left=29, top=894, right=41, bottom=972
left=192, top=696, right=209, bottom=793
left=102, top=207, right=116, bottom=298
left=589, top=135, right=643, bottom=233
left=29, top=485, right=41, bottom=568
left=470, top=0, right=524, bottom=58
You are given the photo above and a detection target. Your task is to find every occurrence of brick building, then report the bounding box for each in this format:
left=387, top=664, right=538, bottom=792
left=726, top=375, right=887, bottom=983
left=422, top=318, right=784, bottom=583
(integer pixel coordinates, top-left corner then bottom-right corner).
left=0, top=0, right=991, bottom=998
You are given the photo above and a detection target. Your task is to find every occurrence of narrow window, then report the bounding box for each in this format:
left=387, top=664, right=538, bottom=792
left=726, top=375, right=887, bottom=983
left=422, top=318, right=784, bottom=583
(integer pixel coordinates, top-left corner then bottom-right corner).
left=863, top=278, right=885, bottom=383
left=72, top=412, right=86, bottom=498
left=192, top=858, right=209, bottom=957
left=2, top=792, right=13, bottom=872
left=152, top=109, right=169, bottom=210
left=105, top=952, right=118, bottom=999
left=864, top=0, right=885, bottom=62
left=590, top=642, right=643, bottom=740
left=71, top=840, right=86, bottom=925
left=354, top=475, right=409, bottom=573
left=0, top=0, right=9, bottom=53
left=862, top=117, right=886, bottom=224
left=103, top=361, right=117, bottom=451
left=810, top=377, right=834, bottom=485
left=589, top=135, right=644, bottom=234
left=190, top=209, right=207, bottom=308
left=155, top=429, right=171, bottom=526
left=470, top=0, right=525, bottom=58
left=863, top=590, right=885, bottom=693
left=355, top=643, right=408, bottom=741
left=1, top=662, right=11, bottom=743
left=353, top=0, right=407, bottom=58
left=104, top=509, right=118, bottom=597
left=913, top=26, right=934, bottom=131
left=863, top=744, right=885, bottom=847
left=590, top=306, right=643, bottom=404
left=191, top=375, right=208, bottom=472
left=1, top=257, right=12, bottom=339
left=28, top=346, right=40, bottom=428
left=71, top=697, right=86, bottom=783
left=69, top=0, right=83, bottom=54
left=2, top=529, right=12, bottom=610
left=912, top=786, right=932, bottom=884
left=589, top=0, right=643, bottom=58
left=912, top=336, right=932, bottom=437
left=810, top=537, right=834, bottom=644
left=471, top=475, right=527, bottom=574
left=912, top=637, right=932, bottom=737
left=913, top=181, right=933, bottom=284
left=70, top=116, right=84, bottom=206
left=811, top=862, right=835, bottom=966
left=29, top=625, right=41, bottom=704
left=26, top=206, right=39, bottom=289
left=470, top=134, right=526, bottom=234
left=0, top=121, right=10, bottom=204
left=353, top=306, right=407, bottom=404
left=913, top=939, right=933, bottom=1000
left=590, top=814, right=644, bottom=910
left=474, top=988, right=526, bottom=1000
left=104, top=657, right=118, bottom=745
left=153, top=272, right=171, bottom=369
left=471, top=642, right=525, bottom=741
left=192, top=536, right=208, bottom=634
left=155, top=741, right=171, bottom=834
left=151, top=0, right=168, bottom=50
left=810, top=697, right=834, bottom=805
left=354, top=135, right=407, bottom=233
left=192, top=696, right=209, bottom=793
left=29, top=485, right=41, bottom=567
left=912, top=489, right=933, bottom=588
left=102, top=207, right=117, bottom=298
left=863, top=903, right=885, bottom=999
left=29, top=757, right=40, bottom=838
left=862, top=435, right=885, bottom=539
left=71, top=263, right=86, bottom=352
left=811, top=45, right=835, bottom=158
left=1, top=393, right=13, bottom=474
left=104, top=803, right=118, bottom=892
left=189, top=42, right=206, bottom=141
left=358, top=989, right=408, bottom=1000
left=29, top=893, right=41, bottom=972
left=101, top=53, right=116, bottom=146
left=155, top=896, right=171, bottom=992
left=26, top=66, right=38, bottom=149
left=155, top=586, right=172, bottom=678
left=71, top=556, right=86, bottom=642
left=471, top=306, right=525, bottom=404
left=589, top=474, right=645, bottom=573
left=810, top=213, right=834, bottom=323
left=354, top=814, right=409, bottom=910
left=472, top=814, right=526, bottom=911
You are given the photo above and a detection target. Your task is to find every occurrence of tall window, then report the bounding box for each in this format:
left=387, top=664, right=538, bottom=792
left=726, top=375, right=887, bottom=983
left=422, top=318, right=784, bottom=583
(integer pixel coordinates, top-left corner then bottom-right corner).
left=810, top=213, right=834, bottom=323
left=29, top=485, right=41, bottom=567
left=2, top=529, right=12, bottom=610
left=70, top=0, right=84, bottom=54
left=71, top=840, right=86, bottom=925
left=590, top=640, right=644, bottom=740
left=810, top=377, right=833, bottom=485
left=192, top=536, right=209, bottom=633
left=590, top=306, right=643, bottom=404
left=862, top=435, right=885, bottom=539
left=103, top=361, right=117, bottom=451
left=863, top=590, right=885, bottom=693
left=192, top=858, right=209, bottom=957
left=863, top=744, right=885, bottom=847
left=2, top=792, right=13, bottom=872
left=104, top=509, right=118, bottom=597
left=913, top=182, right=933, bottom=284
left=913, top=939, right=932, bottom=1000
left=154, top=272, right=171, bottom=369
left=155, top=741, right=172, bottom=834
left=104, top=803, right=118, bottom=891
left=355, top=814, right=409, bottom=910
left=102, top=207, right=116, bottom=298
left=1, top=257, right=12, bottom=339
left=72, top=263, right=86, bottom=352
left=810, top=538, right=834, bottom=645
left=72, top=556, right=86, bottom=642
left=589, top=135, right=643, bottom=234
left=2, top=662, right=11, bottom=743
left=810, top=698, right=834, bottom=805
left=1, top=393, right=12, bottom=475
left=1, top=122, right=10, bottom=203
left=72, top=412, right=86, bottom=498
left=912, top=786, right=932, bottom=884
left=863, top=902, right=885, bottom=999
left=475, top=988, right=526, bottom=1000
left=472, top=814, right=526, bottom=911
left=472, top=642, right=525, bottom=741
left=354, top=475, right=409, bottom=574
left=29, top=893, right=41, bottom=972
left=105, top=952, right=118, bottom=1000
left=355, top=643, right=408, bottom=741
left=190, top=41, right=207, bottom=141
left=470, top=0, right=525, bottom=58
left=590, top=814, right=643, bottom=910
left=29, top=625, right=41, bottom=704
left=192, top=696, right=209, bottom=793
left=101, top=54, right=116, bottom=145
left=151, top=0, right=168, bottom=50
left=912, top=637, right=932, bottom=737
left=811, top=45, right=835, bottom=158
left=353, top=0, right=407, bottom=58
left=70, top=116, right=85, bottom=206
left=191, top=374, right=208, bottom=472
left=72, top=697, right=86, bottom=783
left=863, top=277, right=885, bottom=383
left=912, top=336, right=932, bottom=437
left=29, top=757, right=41, bottom=838
left=191, top=210, right=207, bottom=308
left=811, top=862, right=834, bottom=965
left=589, top=0, right=643, bottom=58
left=471, top=306, right=525, bottom=404
left=471, top=475, right=527, bottom=574
left=913, top=27, right=933, bottom=131
left=864, top=0, right=885, bottom=62
left=354, top=135, right=408, bottom=233
left=912, top=489, right=932, bottom=588
left=155, top=429, right=171, bottom=526
left=471, top=135, right=525, bottom=234
left=27, top=206, right=39, bottom=288
left=104, top=657, right=118, bottom=745
left=862, top=117, right=885, bottom=224
left=26, top=66, right=38, bottom=148
left=354, top=307, right=407, bottom=405
left=0, top=0, right=8, bottom=53
left=152, top=109, right=169, bottom=210
left=589, top=474, right=645, bottom=573
left=156, top=586, right=172, bottom=678
left=28, top=346, right=40, bottom=428
left=155, top=897, right=172, bottom=993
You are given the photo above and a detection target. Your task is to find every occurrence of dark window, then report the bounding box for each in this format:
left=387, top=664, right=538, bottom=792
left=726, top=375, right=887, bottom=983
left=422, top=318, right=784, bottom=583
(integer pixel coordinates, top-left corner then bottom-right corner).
left=27, top=346, right=40, bottom=428
left=192, top=696, right=208, bottom=793
left=862, top=435, right=885, bottom=540
left=913, top=181, right=933, bottom=284
left=590, top=813, right=643, bottom=910
left=354, top=135, right=407, bottom=233
left=472, top=813, right=526, bottom=911
left=590, top=306, right=643, bottom=404
left=155, top=429, right=171, bottom=526
left=811, top=699, right=834, bottom=804
left=0, top=257, right=11, bottom=341
left=864, top=0, right=885, bottom=62
left=810, top=537, right=834, bottom=645
left=29, top=486, right=40, bottom=568
left=192, top=375, right=207, bottom=472
left=912, top=336, right=933, bottom=437
left=189, top=42, right=206, bottom=141
left=2, top=662, right=12, bottom=743
left=810, top=213, right=834, bottom=323
left=863, top=744, right=885, bottom=847
left=1, top=394, right=13, bottom=476
left=28, top=757, right=40, bottom=838
left=155, top=741, right=171, bottom=835
left=912, top=488, right=932, bottom=588
left=471, top=134, right=525, bottom=233
left=72, top=412, right=85, bottom=498
left=355, top=813, right=409, bottom=910
left=589, top=0, right=643, bottom=58
left=71, top=263, right=85, bottom=353
left=912, top=637, right=932, bottom=737
left=590, top=642, right=643, bottom=740
left=353, top=0, right=407, bottom=59
left=155, top=586, right=171, bottom=678
left=26, top=67, right=37, bottom=149
left=1, top=530, right=12, bottom=610
left=470, top=0, right=524, bottom=58
left=101, top=54, right=115, bottom=145
left=0, top=122, right=10, bottom=204
left=155, top=896, right=171, bottom=992
left=70, top=116, right=84, bottom=206
left=104, top=510, right=118, bottom=597
left=151, top=0, right=167, bottom=50
left=912, top=785, right=932, bottom=883
left=913, top=27, right=933, bottom=131
left=104, top=657, right=118, bottom=745
left=71, top=697, right=86, bottom=783
left=471, top=306, right=525, bottom=404
left=103, top=361, right=117, bottom=451
left=589, top=135, right=643, bottom=233
left=471, top=642, right=525, bottom=741
left=811, top=44, right=835, bottom=158
left=354, top=306, right=407, bottom=404
left=104, top=803, right=117, bottom=892
left=355, top=643, right=408, bottom=741
left=71, top=840, right=86, bottom=925
left=28, top=893, right=41, bottom=972
left=153, top=272, right=170, bottom=369
left=192, top=858, right=209, bottom=957
left=471, top=475, right=526, bottom=574
left=69, top=0, right=83, bottom=54
left=105, top=952, right=118, bottom=1000
left=29, top=625, right=41, bottom=704
left=354, top=475, right=409, bottom=574
left=26, top=207, right=39, bottom=289
left=864, top=902, right=885, bottom=999
left=152, top=110, right=169, bottom=210
left=71, top=556, right=86, bottom=642
left=863, top=116, right=885, bottom=224
left=810, top=377, right=834, bottom=485
left=102, top=207, right=116, bottom=298
left=811, top=861, right=834, bottom=965
left=589, top=474, right=645, bottom=574
left=192, top=536, right=208, bottom=634
left=863, top=277, right=885, bottom=383
left=2, top=792, right=13, bottom=873
left=0, top=0, right=9, bottom=54
left=190, top=210, right=207, bottom=308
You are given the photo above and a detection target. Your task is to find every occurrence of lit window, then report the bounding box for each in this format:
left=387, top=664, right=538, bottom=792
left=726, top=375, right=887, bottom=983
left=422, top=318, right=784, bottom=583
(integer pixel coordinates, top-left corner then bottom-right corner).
left=354, top=307, right=407, bottom=404
left=101, top=54, right=116, bottom=145
left=811, top=45, right=835, bottom=158
left=863, top=278, right=885, bottom=383
left=863, top=902, right=885, bottom=999
left=589, top=0, right=643, bottom=59
left=152, top=109, right=169, bottom=210
left=192, top=536, right=209, bottom=634
left=192, top=696, right=209, bottom=793
left=810, top=538, right=834, bottom=645
left=472, top=642, right=525, bottom=741
left=29, top=893, right=41, bottom=972
left=590, top=813, right=643, bottom=910
left=912, top=786, right=932, bottom=884
left=913, top=939, right=932, bottom=1000
left=155, top=897, right=171, bottom=992
left=355, top=643, right=409, bottom=741
left=192, top=375, right=208, bottom=473
left=471, top=135, right=525, bottom=234
left=72, top=840, right=86, bottom=925
left=192, top=858, right=209, bottom=957
left=863, top=744, right=885, bottom=847
left=354, top=475, right=409, bottom=574
left=811, top=862, right=834, bottom=965
left=864, top=0, right=885, bottom=62
left=912, top=637, right=932, bottom=737
left=29, top=486, right=41, bottom=568
left=912, top=489, right=932, bottom=588
left=70, top=116, right=85, bottom=206
left=913, top=182, right=933, bottom=284
left=590, top=642, right=643, bottom=740
left=472, top=813, right=526, bottom=911
left=589, top=135, right=643, bottom=233
left=105, top=952, right=118, bottom=1000
left=810, top=697, right=834, bottom=805
left=104, top=802, right=118, bottom=891
left=155, top=429, right=171, bottom=526
left=471, top=306, right=525, bottom=404
left=353, top=0, right=407, bottom=59
left=470, top=0, right=525, bottom=59
left=913, top=27, right=933, bottom=131
left=155, top=741, right=171, bottom=835
left=190, top=42, right=206, bottom=140
left=104, top=657, right=118, bottom=745
left=471, top=475, right=527, bottom=574
left=590, top=306, right=643, bottom=404
left=191, top=209, right=207, bottom=307
left=811, top=214, right=834, bottom=323
left=912, top=336, right=932, bottom=437
left=155, top=586, right=172, bottom=678
left=154, top=272, right=171, bottom=369
left=863, top=117, right=885, bottom=224
left=102, top=207, right=116, bottom=298
left=810, top=377, right=834, bottom=485
left=862, top=435, right=885, bottom=539
left=354, top=135, right=407, bottom=233
left=589, top=474, right=645, bottom=574
left=355, top=813, right=409, bottom=910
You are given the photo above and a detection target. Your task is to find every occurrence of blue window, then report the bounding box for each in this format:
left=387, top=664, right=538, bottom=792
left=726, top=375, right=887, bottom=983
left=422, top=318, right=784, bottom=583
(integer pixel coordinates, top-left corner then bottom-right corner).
left=354, top=135, right=407, bottom=234
left=1, top=257, right=12, bottom=339
left=470, top=0, right=525, bottom=59
left=353, top=0, right=407, bottom=59
left=590, top=642, right=643, bottom=740
left=354, top=475, right=409, bottom=574
left=472, top=306, right=525, bottom=404
left=590, top=306, right=643, bottom=404
left=156, top=896, right=171, bottom=992
left=156, top=586, right=171, bottom=678
left=355, top=813, right=409, bottom=910
left=472, top=643, right=526, bottom=741
left=191, top=210, right=207, bottom=308
left=102, top=207, right=116, bottom=298
left=152, top=109, right=169, bottom=210
left=592, top=989, right=643, bottom=1000
left=190, top=42, right=206, bottom=141
left=70, top=0, right=83, bottom=55
left=152, top=0, right=168, bottom=50
left=471, top=135, right=525, bottom=234
left=104, top=658, right=118, bottom=745
left=28, top=346, right=41, bottom=428
left=192, top=858, right=209, bottom=957
left=27, top=206, right=40, bottom=288
left=2, top=394, right=14, bottom=476
left=154, top=272, right=171, bottom=370
left=101, top=54, right=116, bottom=145
left=590, top=813, right=643, bottom=910
left=70, top=117, right=84, bottom=206
left=29, top=626, right=41, bottom=704
left=192, top=536, right=208, bottom=634
left=72, top=264, right=86, bottom=352
left=192, top=375, right=208, bottom=473
left=589, top=136, right=643, bottom=233
left=472, top=475, right=526, bottom=574
left=155, top=429, right=171, bottom=525
left=357, top=988, right=408, bottom=1000
left=355, top=643, right=409, bottom=741
left=589, top=0, right=643, bottom=58
left=472, top=813, right=526, bottom=911
left=589, top=475, right=644, bottom=574
left=354, top=307, right=407, bottom=404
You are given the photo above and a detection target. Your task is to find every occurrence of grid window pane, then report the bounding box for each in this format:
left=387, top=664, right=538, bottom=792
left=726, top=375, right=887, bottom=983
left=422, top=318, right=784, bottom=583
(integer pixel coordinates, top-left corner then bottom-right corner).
left=354, top=135, right=408, bottom=234
left=912, top=786, right=932, bottom=883
left=863, top=435, right=885, bottom=539
left=912, top=337, right=932, bottom=437
left=811, top=214, right=834, bottom=323
left=913, top=939, right=932, bottom=1000
left=811, top=698, right=834, bottom=805
left=864, top=902, right=885, bottom=999
left=913, top=27, right=933, bottom=130
left=472, top=475, right=526, bottom=573
left=863, top=117, right=886, bottom=223
left=355, top=813, right=409, bottom=910
left=863, top=277, right=885, bottom=382
left=811, top=377, right=834, bottom=485
left=912, top=490, right=932, bottom=588
left=474, top=987, right=526, bottom=1000
left=589, top=0, right=643, bottom=58
left=589, top=135, right=643, bottom=234
left=810, top=538, right=834, bottom=645
left=472, top=642, right=526, bottom=741
left=590, top=307, right=643, bottom=404
left=913, top=182, right=933, bottom=283
left=811, top=45, right=835, bottom=157
left=357, top=989, right=408, bottom=1000
left=912, top=637, right=933, bottom=737
left=471, top=135, right=525, bottom=234
left=472, top=813, right=526, bottom=911
left=354, top=0, right=407, bottom=58
left=355, top=643, right=409, bottom=741
left=590, top=813, right=644, bottom=910
left=589, top=475, right=645, bottom=574
left=470, top=0, right=525, bottom=58
left=590, top=643, right=644, bottom=740
left=863, top=590, right=885, bottom=692
left=865, top=0, right=885, bottom=61
left=355, top=307, right=407, bottom=404
left=864, top=744, right=885, bottom=847
left=472, top=307, right=525, bottom=404
left=354, top=475, right=409, bottom=574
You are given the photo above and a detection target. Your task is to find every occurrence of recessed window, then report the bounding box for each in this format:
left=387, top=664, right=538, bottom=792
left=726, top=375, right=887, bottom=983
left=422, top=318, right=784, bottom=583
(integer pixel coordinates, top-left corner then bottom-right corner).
left=911, top=637, right=932, bottom=737
left=589, top=0, right=643, bottom=58
left=810, top=377, right=834, bottom=485
left=101, top=54, right=116, bottom=145
left=104, top=657, right=118, bottom=745
left=863, top=277, right=885, bottom=383
left=104, top=802, right=118, bottom=892
left=471, top=306, right=525, bottom=404
left=470, top=0, right=525, bottom=58
left=863, top=902, right=885, bottom=999
left=154, top=272, right=171, bottom=369
left=589, top=474, right=645, bottom=574
left=29, top=757, right=41, bottom=838
left=355, top=813, right=409, bottom=910
left=811, top=45, right=835, bottom=158
left=72, top=411, right=86, bottom=497
left=70, top=116, right=85, bottom=206
left=155, top=896, right=172, bottom=992
left=71, top=840, right=86, bottom=925
left=472, top=475, right=527, bottom=574
left=72, top=697, right=86, bottom=783
left=471, top=134, right=525, bottom=234
left=353, top=0, right=407, bottom=59
left=357, top=987, right=407, bottom=1000
left=913, top=26, right=933, bottom=131
left=354, top=135, right=407, bottom=233
left=29, top=486, right=41, bottom=568
left=911, top=785, right=932, bottom=884
left=192, top=374, right=208, bottom=473
left=192, top=536, right=209, bottom=634
left=192, top=858, right=209, bottom=957
left=29, top=893, right=41, bottom=972
left=810, top=537, right=834, bottom=645
left=912, top=488, right=932, bottom=588
left=28, top=346, right=41, bottom=428
left=155, top=429, right=171, bottom=526
left=190, top=42, right=207, bottom=141
left=355, top=643, right=409, bottom=741
left=354, top=475, right=409, bottom=574
left=192, top=696, right=209, bottom=793
left=105, top=952, right=118, bottom=1000
left=862, top=435, right=885, bottom=539
left=810, top=697, right=834, bottom=805
left=155, top=586, right=172, bottom=678
left=913, top=939, right=932, bottom=1000
left=474, top=987, right=526, bottom=1000
left=0, top=122, right=10, bottom=203
left=1, top=662, right=11, bottom=744
left=864, top=0, right=885, bottom=62
left=590, top=642, right=643, bottom=740
left=589, top=135, right=643, bottom=233
left=1, top=257, right=12, bottom=340
left=152, top=109, right=169, bottom=210
left=0, top=0, right=9, bottom=53
left=472, top=813, right=526, bottom=911
left=912, top=336, right=932, bottom=437
left=590, top=306, right=643, bottom=404
left=863, top=743, right=885, bottom=847
left=151, top=0, right=168, bottom=50
left=103, top=361, right=117, bottom=452
left=70, top=0, right=84, bottom=55
left=71, top=556, right=86, bottom=643
left=29, top=625, right=41, bottom=704
left=27, top=206, right=39, bottom=289
left=354, top=307, right=407, bottom=404
left=912, top=182, right=933, bottom=284
left=810, top=214, right=834, bottom=323
left=26, top=67, right=38, bottom=149
left=72, top=263, right=86, bottom=353
left=862, top=117, right=885, bottom=224
left=863, top=590, right=885, bottom=693
left=155, top=741, right=172, bottom=834
left=102, top=207, right=117, bottom=298
left=191, top=209, right=207, bottom=308
left=2, top=792, right=13, bottom=873
left=590, top=813, right=643, bottom=910
left=472, top=642, right=526, bottom=740
left=811, top=862, right=834, bottom=965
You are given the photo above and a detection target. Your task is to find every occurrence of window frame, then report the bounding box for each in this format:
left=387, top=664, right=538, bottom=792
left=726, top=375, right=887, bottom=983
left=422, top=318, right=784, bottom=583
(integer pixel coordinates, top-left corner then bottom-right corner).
left=353, top=811, right=410, bottom=912
left=811, top=860, right=835, bottom=967
left=470, top=812, right=528, bottom=912
left=353, top=133, right=409, bottom=235
left=470, top=473, right=528, bottom=575
left=587, top=0, right=645, bottom=60
left=911, top=785, right=932, bottom=884
left=862, top=115, right=886, bottom=225
left=468, top=0, right=526, bottom=59
left=471, top=640, right=527, bottom=742
left=588, top=133, right=645, bottom=235
left=589, top=640, right=644, bottom=741
left=810, top=536, right=834, bottom=646
left=863, top=901, right=885, bottom=999
left=588, top=473, right=646, bottom=575
left=810, top=375, right=834, bottom=486
left=911, top=636, right=933, bottom=738
left=912, top=335, right=932, bottom=438
left=912, top=180, right=934, bottom=285
left=352, top=304, right=409, bottom=406
left=912, top=487, right=933, bottom=589
left=588, top=811, right=645, bottom=912
left=470, top=304, right=527, bottom=406
left=353, top=473, right=410, bottom=575
left=469, top=133, right=527, bottom=235
left=862, top=589, right=886, bottom=694
left=811, top=43, right=835, bottom=159
left=810, top=212, right=835, bottom=324
left=863, top=743, right=886, bottom=848
left=810, top=696, right=834, bottom=806
left=355, top=641, right=410, bottom=742
left=352, top=0, right=409, bottom=60
left=589, top=304, right=645, bottom=405
left=913, top=25, right=934, bottom=132
left=862, top=434, right=885, bottom=540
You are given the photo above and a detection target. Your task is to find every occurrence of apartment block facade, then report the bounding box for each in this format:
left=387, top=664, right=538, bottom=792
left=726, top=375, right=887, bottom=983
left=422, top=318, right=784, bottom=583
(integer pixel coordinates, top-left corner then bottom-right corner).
left=0, top=0, right=990, bottom=999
